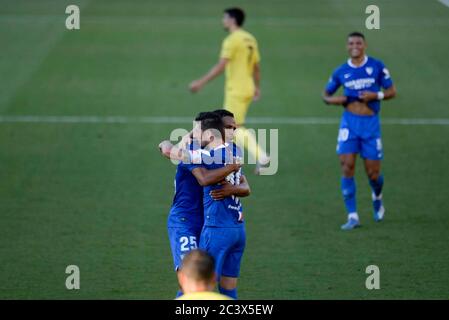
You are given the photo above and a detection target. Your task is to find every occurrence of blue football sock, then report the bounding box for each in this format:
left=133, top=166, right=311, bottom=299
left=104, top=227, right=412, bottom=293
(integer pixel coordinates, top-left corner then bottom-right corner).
left=219, top=286, right=237, bottom=299
left=369, top=174, right=384, bottom=197
left=341, top=177, right=357, bottom=215
left=369, top=175, right=384, bottom=213
left=176, top=290, right=183, bottom=298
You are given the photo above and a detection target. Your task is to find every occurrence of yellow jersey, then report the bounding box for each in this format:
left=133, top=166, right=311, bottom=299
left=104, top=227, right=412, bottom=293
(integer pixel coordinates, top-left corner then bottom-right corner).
left=176, top=291, right=232, bottom=300
left=220, top=29, right=260, bottom=97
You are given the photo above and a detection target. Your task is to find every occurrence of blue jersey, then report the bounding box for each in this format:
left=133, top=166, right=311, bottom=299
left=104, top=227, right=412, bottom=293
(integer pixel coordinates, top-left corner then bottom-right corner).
left=325, top=56, right=393, bottom=114
left=167, top=142, right=204, bottom=229
left=200, top=143, right=245, bottom=228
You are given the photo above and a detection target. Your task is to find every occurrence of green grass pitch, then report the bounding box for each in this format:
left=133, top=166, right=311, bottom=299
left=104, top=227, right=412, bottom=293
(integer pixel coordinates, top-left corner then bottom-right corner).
left=1, top=0, right=449, bottom=299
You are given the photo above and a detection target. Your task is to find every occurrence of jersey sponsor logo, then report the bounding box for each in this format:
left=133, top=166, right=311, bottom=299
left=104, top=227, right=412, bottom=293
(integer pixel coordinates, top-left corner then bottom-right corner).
left=344, top=78, right=375, bottom=90
left=227, top=204, right=242, bottom=211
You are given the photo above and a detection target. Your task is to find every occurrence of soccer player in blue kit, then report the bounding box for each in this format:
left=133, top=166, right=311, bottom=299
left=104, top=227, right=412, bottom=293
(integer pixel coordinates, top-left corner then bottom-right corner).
left=322, top=32, right=396, bottom=230
left=190, top=111, right=251, bottom=299
left=158, top=112, right=241, bottom=297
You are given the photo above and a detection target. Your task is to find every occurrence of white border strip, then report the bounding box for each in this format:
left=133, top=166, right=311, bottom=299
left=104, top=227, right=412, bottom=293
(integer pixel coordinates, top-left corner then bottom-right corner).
left=0, top=115, right=449, bottom=125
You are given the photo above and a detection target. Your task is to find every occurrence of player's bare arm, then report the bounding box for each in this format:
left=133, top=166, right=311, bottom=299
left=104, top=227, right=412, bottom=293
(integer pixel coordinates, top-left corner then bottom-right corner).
left=322, top=91, right=348, bottom=105
left=158, top=138, right=196, bottom=162
left=253, top=62, right=261, bottom=101
left=210, top=175, right=251, bottom=200
left=191, top=165, right=241, bottom=187
left=158, top=128, right=196, bottom=161
left=158, top=140, right=185, bottom=161
left=159, top=141, right=242, bottom=185
left=189, top=58, right=229, bottom=93
left=359, top=85, right=397, bottom=102
left=322, top=85, right=396, bottom=108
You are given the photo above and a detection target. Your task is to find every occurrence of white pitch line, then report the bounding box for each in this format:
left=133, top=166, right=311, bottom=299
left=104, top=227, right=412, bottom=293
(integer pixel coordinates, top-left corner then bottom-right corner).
left=0, top=115, right=193, bottom=124
left=438, top=0, right=449, bottom=8
left=1, top=115, right=449, bottom=126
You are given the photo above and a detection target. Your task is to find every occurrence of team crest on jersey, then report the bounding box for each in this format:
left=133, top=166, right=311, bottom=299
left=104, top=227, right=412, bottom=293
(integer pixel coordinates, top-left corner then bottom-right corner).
left=365, top=67, right=373, bottom=75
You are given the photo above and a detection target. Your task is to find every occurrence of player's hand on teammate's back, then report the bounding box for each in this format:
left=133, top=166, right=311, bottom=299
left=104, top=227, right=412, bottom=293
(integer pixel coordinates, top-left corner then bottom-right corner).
left=210, top=181, right=234, bottom=201
left=189, top=79, right=204, bottom=93
left=358, top=91, right=378, bottom=102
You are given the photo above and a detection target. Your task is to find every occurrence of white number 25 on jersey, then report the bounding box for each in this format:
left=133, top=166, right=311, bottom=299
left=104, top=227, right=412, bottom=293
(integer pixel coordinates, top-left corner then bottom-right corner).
left=180, top=236, right=197, bottom=252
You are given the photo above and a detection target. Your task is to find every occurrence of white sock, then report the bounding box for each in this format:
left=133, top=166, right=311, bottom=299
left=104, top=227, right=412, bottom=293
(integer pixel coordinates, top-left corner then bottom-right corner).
left=348, top=212, right=359, bottom=221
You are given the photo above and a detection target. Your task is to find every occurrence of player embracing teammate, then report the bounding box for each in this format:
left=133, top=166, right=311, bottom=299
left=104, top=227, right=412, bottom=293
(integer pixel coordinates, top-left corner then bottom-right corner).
left=159, top=110, right=250, bottom=299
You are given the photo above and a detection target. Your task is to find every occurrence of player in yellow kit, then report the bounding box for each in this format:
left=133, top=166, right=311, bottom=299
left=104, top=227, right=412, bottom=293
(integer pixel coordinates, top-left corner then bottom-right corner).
left=176, top=250, right=232, bottom=300
left=189, top=7, right=270, bottom=174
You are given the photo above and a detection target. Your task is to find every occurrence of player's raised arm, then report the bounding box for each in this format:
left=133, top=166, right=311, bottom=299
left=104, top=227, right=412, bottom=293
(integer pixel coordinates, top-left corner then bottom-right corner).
left=189, top=58, right=229, bottom=93
left=158, top=128, right=195, bottom=161
left=190, top=164, right=241, bottom=187
left=209, top=175, right=251, bottom=201
left=158, top=140, right=187, bottom=161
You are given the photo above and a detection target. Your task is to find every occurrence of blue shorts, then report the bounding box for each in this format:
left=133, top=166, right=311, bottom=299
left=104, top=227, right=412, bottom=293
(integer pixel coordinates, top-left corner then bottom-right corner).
left=199, top=226, right=246, bottom=279
left=336, top=111, right=383, bottom=160
left=168, top=224, right=202, bottom=271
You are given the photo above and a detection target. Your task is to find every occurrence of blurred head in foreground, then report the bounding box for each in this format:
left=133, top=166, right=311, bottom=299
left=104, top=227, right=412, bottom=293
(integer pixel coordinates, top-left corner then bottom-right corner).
left=176, top=250, right=232, bottom=300
left=178, top=249, right=216, bottom=293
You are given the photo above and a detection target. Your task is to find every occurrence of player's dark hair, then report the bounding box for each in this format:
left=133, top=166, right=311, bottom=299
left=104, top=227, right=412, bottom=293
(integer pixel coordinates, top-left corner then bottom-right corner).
left=195, top=111, right=215, bottom=121
left=224, top=7, right=245, bottom=26
left=212, top=109, right=234, bottom=119
left=199, top=112, right=224, bottom=139
left=180, top=249, right=215, bottom=282
left=348, top=31, right=365, bottom=40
